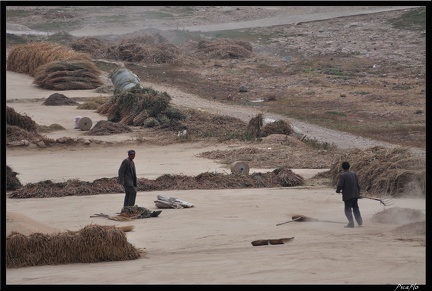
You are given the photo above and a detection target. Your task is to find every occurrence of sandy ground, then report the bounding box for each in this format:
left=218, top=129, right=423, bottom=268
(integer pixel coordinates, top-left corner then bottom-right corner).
left=4, top=6, right=427, bottom=286
left=5, top=71, right=427, bottom=286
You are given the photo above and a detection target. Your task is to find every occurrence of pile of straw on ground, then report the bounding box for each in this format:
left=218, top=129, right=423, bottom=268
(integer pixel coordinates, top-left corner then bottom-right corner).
left=7, top=42, right=103, bottom=90
left=6, top=106, right=57, bottom=145
left=6, top=106, right=37, bottom=132
left=180, top=38, right=253, bottom=60
left=106, top=37, right=179, bottom=63
left=8, top=167, right=304, bottom=199
left=96, top=86, right=185, bottom=127
left=328, top=146, right=425, bottom=197
left=7, top=42, right=92, bottom=76
left=6, top=224, right=141, bottom=268
left=70, top=36, right=108, bottom=59
left=6, top=165, right=22, bottom=191
left=33, top=59, right=104, bottom=90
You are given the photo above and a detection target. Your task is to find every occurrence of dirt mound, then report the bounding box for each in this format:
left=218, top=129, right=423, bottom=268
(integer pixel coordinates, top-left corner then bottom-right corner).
left=371, top=207, right=425, bottom=225
left=43, top=93, right=79, bottom=106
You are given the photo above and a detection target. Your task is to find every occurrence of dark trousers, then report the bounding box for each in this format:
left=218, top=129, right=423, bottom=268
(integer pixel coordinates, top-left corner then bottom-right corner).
left=123, top=186, right=137, bottom=206
left=344, top=198, right=363, bottom=226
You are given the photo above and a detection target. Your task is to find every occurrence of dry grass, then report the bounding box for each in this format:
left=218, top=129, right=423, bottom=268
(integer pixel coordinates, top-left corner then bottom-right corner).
left=6, top=224, right=141, bottom=268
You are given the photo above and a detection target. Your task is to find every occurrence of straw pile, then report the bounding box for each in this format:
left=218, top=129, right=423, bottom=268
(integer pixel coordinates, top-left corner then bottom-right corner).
left=7, top=42, right=103, bottom=90
left=6, top=106, right=54, bottom=145
left=328, top=146, right=425, bottom=197
left=96, top=86, right=185, bottom=127
left=105, top=36, right=179, bottom=63
left=6, top=42, right=92, bottom=76
left=196, top=38, right=253, bottom=59
left=6, top=224, right=141, bottom=268
left=33, top=59, right=104, bottom=90
left=70, top=36, right=108, bottom=58
left=6, top=106, right=37, bottom=132
left=6, top=165, right=22, bottom=191
left=8, top=169, right=305, bottom=199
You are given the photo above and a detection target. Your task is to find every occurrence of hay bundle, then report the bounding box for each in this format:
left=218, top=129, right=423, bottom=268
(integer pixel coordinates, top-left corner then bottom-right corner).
left=106, top=37, right=179, bottom=64
left=96, top=86, right=177, bottom=126
left=33, top=59, right=104, bottom=90
left=197, top=38, right=253, bottom=59
left=273, top=167, right=305, bottom=186
left=6, top=224, right=141, bottom=268
left=70, top=36, right=108, bottom=58
left=42, top=93, right=79, bottom=106
left=329, top=146, right=425, bottom=197
left=6, top=165, right=22, bottom=191
left=6, top=42, right=92, bottom=76
left=261, top=120, right=292, bottom=137
left=6, top=106, right=38, bottom=132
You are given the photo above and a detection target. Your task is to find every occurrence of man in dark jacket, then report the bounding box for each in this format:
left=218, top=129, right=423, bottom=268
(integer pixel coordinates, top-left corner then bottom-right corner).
left=336, top=161, right=363, bottom=228
left=118, top=149, right=138, bottom=207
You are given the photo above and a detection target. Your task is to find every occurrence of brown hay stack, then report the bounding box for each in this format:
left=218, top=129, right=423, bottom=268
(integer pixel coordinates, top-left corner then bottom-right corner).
left=6, top=224, right=141, bottom=268
left=106, top=36, right=179, bottom=64
left=70, top=36, right=108, bottom=58
left=197, top=38, right=253, bottom=59
left=33, top=59, right=104, bottom=90
left=6, top=165, right=23, bottom=191
left=329, top=146, right=425, bottom=197
left=6, top=42, right=93, bottom=76
left=6, top=106, right=37, bottom=132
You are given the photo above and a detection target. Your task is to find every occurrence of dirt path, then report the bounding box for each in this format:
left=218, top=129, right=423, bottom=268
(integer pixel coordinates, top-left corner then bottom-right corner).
left=139, top=80, right=425, bottom=159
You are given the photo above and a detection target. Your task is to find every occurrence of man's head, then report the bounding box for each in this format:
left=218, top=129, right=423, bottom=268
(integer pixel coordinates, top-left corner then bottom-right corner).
left=341, top=161, right=350, bottom=170
left=128, top=149, right=136, bottom=157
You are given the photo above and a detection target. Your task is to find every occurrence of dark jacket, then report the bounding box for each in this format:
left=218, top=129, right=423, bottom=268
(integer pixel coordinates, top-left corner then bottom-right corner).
left=336, top=170, right=360, bottom=201
left=118, top=158, right=137, bottom=187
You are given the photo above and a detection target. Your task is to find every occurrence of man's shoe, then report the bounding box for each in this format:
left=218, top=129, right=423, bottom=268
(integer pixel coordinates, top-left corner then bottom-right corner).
left=344, top=224, right=354, bottom=228
left=150, top=210, right=162, bottom=217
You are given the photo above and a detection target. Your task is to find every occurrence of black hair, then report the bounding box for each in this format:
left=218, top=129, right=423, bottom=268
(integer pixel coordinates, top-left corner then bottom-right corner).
left=341, top=161, right=350, bottom=170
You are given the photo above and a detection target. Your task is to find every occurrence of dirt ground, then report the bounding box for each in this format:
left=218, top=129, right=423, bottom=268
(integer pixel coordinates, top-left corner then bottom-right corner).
left=4, top=5, right=427, bottom=286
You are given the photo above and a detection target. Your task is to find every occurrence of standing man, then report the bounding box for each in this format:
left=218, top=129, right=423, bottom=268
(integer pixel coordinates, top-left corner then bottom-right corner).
left=118, top=149, right=138, bottom=207
left=336, top=161, right=363, bottom=228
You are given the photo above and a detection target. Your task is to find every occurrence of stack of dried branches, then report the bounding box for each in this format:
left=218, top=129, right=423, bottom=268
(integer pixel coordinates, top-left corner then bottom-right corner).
left=328, top=146, right=425, bottom=197
left=6, top=224, right=141, bottom=268
left=8, top=167, right=304, bottom=199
